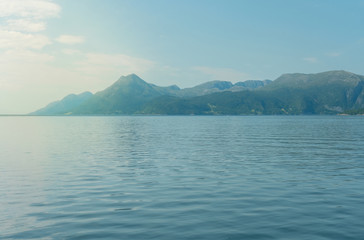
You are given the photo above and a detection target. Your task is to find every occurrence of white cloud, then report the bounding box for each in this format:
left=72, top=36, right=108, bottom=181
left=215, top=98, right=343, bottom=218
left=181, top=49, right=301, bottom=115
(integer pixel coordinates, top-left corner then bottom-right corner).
left=193, top=66, right=250, bottom=81
left=0, top=0, right=60, bottom=19
left=0, top=29, right=51, bottom=49
left=0, top=0, right=60, bottom=50
left=5, top=19, right=46, bottom=32
left=56, top=35, right=85, bottom=45
left=303, top=57, right=318, bottom=63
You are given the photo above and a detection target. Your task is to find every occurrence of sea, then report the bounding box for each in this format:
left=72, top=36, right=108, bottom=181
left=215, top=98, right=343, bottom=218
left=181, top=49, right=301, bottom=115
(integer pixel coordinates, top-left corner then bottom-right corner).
left=1, top=116, right=364, bottom=239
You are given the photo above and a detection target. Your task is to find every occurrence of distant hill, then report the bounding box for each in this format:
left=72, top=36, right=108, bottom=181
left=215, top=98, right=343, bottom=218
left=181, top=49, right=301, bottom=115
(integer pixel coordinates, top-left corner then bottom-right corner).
left=175, top=79, right=271, bottom=97
left=29, top=91, right=93, bottom=115
left=234, top=79, right=272, bottom=89
left=29, top=70, right=364, bottom=115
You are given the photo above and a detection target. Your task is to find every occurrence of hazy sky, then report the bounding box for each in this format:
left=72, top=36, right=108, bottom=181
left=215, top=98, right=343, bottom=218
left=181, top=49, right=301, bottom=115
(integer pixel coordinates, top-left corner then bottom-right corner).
left=1, top=0, right=364, bottom=114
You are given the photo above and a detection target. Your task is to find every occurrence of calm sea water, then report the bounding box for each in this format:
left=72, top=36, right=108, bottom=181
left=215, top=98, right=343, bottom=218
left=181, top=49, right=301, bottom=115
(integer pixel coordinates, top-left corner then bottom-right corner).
left=1, top=116, right=364, bottom=239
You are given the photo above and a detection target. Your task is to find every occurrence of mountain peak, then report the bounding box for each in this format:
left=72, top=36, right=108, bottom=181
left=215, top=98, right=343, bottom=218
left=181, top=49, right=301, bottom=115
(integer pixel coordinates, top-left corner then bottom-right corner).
left=117, top=73, right=144, bottom=82
left=108, top=74, right=150, bottom=91
left=279, top=70, right=357, bottom=79
left=270, top=70, right=364, bottom=90
left=62, top=91, right=92, bottom=101
left=124, top=73, right=141, bottom=78
left=195, top=80, right=233, bottom=90
left=322, top=70, right=353, bottom=74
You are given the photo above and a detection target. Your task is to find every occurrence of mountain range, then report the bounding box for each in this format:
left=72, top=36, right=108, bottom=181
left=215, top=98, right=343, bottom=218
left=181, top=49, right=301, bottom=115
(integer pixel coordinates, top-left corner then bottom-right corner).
left=30, top=70, right=364, bottom=115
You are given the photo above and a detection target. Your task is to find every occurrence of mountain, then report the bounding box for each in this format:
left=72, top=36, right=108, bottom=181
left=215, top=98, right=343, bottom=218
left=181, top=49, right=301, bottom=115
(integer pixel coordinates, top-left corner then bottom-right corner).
left=234, top=79, right=272, bottom=89
left=30, top=70, right=364, bottom=115
left=260, top=70, right=364, bottom=113
left=175, top=79, right=271, bottom=97
left=142, top=71, right=364, bottom=115
left=29, top=91, right=93, bottom=115
left=30, top=74, right=271, bottom=115
left=71, top=74, right=179, bottom=114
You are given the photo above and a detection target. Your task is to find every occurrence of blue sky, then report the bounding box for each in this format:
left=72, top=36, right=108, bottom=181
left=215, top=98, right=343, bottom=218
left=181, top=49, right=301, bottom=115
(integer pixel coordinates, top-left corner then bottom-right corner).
left=1, top=0, right=364, bottom=113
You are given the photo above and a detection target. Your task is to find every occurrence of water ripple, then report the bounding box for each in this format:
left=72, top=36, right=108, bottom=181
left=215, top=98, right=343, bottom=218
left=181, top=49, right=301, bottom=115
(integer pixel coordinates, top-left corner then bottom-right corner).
left=1, top=116, right=364, bottom=239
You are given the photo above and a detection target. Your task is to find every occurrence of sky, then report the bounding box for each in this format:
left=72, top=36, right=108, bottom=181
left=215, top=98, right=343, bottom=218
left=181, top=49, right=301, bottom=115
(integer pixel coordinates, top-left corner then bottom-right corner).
left=1, top=0, right=364, bottom=114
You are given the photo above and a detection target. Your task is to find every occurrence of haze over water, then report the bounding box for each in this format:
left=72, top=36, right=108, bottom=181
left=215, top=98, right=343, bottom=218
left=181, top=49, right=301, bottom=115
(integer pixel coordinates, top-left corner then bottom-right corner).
left=1, top=116, right=364, bottom=239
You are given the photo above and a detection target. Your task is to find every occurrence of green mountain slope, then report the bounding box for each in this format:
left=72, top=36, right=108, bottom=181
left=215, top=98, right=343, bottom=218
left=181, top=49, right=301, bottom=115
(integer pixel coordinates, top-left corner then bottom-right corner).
left=142, top=71, right=364, bottom=115
left=175, top=80, right=272, bottom=97
left=31, top=74, right=271, bottom=115
left=30, top=71, right=364, bottom=115
left=262, top=70, right=364, bottom=113
left=71, top=74, right=179, bottom=114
